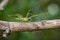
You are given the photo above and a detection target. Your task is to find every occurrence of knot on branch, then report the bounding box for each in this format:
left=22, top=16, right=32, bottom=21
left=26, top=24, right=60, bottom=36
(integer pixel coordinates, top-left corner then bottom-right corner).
left=0, top=21, right=10, bottom=37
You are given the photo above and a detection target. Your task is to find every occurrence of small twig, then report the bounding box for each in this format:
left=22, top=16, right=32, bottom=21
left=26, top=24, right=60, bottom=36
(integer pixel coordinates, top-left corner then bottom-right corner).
left=0, top=0, right=9, bottom=10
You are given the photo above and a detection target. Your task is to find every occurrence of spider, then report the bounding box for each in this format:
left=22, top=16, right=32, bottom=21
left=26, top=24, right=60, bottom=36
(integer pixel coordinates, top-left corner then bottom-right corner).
left=15, top=9, right=38, bottom=22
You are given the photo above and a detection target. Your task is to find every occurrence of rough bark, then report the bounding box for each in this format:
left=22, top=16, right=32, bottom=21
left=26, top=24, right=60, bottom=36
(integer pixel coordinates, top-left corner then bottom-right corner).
left=0, top=19, right=60, bottom=32
left=0, top=19, right=60, bottom=37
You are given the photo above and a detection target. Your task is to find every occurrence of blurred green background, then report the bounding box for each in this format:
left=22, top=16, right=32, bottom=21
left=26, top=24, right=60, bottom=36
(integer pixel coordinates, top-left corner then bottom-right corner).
left=0, top=0, right=60, bottom=40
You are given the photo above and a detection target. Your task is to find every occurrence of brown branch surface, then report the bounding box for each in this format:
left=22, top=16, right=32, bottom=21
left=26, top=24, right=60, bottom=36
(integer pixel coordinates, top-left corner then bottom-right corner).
left=0, top=19, right=60, bottom=32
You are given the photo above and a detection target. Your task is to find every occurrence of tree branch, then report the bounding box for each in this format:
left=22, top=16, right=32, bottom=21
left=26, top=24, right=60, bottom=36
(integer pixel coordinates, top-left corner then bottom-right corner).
left=0, top=19, right=60, bottom=37
left=0, top=19, right=60, bottom=32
